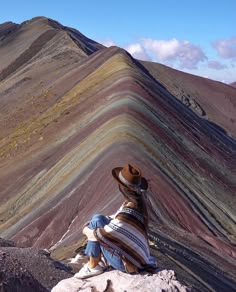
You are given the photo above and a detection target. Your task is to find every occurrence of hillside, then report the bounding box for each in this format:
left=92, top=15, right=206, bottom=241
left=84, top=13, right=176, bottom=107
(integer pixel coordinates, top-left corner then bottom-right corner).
left=230, top=81, right=236, bottom=88
left=0, top=17, right=236, bottom=291
left=141, top=61, right=236, bottom=137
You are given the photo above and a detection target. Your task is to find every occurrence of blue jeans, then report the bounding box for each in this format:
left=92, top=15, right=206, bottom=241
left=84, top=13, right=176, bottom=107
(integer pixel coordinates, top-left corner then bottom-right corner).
left=85, top=214, right=126, bottom=272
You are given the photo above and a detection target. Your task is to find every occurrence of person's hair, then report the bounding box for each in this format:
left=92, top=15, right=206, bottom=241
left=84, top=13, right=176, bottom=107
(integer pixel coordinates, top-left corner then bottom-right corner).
left=118, top=184, right=149, bottom=226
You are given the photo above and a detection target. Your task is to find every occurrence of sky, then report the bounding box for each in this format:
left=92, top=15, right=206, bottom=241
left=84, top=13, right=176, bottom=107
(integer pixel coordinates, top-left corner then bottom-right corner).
left=1, top=0, right=236, bottom=84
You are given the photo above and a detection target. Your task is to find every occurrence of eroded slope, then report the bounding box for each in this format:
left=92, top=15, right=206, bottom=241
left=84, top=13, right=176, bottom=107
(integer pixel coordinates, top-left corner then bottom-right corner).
left=142, top=61, right=236, bottom=138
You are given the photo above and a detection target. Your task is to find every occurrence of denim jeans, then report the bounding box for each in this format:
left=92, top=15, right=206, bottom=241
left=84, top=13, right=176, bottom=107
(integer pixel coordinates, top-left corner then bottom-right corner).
left=85, top=214, right=126, bottom=272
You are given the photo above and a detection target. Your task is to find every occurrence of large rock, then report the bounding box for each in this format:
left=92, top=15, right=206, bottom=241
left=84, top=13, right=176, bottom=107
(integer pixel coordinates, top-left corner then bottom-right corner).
left=52, top=269, right=189, bottom=292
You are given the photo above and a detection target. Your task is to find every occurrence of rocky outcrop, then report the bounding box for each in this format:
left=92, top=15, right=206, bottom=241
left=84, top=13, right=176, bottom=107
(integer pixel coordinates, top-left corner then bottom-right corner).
left=0, top=238, right=15, bottom=247
left=0, top=250, right=46, bottom=292
left=180, top=94, right=206, bottom=116
left=0, top=22, right=19, bottom=41
left=52, top=270, right=189, bottom=292
left=0, top=245, right=72, bottom=291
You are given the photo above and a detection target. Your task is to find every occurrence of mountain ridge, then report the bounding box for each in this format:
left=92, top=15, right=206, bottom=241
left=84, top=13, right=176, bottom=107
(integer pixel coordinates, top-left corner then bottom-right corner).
left=141, top=60, right=236, bottom=137
left=230, top=81, right=236, bottom=88
left=0, top=16, right=236, bottom=291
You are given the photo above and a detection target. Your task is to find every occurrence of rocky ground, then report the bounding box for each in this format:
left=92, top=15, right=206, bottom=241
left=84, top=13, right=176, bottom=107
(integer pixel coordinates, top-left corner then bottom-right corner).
left=52, top=269, right=189, bottom=292
left=0, top=249, right=46, bottom=292
left=0, top=236, right=216, bottom=291
left=0, top=237, right=191, bottom=292
left=0, top=238, right=73, bottom=292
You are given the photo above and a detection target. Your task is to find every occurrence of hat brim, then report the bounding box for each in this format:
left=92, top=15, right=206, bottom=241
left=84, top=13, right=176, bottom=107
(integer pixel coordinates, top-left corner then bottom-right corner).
left=112, top=167, right=148, bottom=191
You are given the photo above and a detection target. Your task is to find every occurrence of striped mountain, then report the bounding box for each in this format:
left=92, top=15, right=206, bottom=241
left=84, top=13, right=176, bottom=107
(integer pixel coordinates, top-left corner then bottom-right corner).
left=0, top=16, right=236, bottom=291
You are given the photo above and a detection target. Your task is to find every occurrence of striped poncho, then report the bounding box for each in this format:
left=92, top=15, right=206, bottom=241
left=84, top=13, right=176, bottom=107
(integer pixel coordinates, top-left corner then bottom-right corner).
left=94, top=206, right=152, bottom=269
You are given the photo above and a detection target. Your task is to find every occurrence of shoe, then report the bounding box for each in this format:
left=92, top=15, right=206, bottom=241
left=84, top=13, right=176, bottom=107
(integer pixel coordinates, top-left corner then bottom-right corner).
left=99, top=257, right=110, bottom=270
left=70, top=253, right=84, bottom=263
left=98, top=260, right=104, bottom=267
left=74, top=263, right=104, bottom=279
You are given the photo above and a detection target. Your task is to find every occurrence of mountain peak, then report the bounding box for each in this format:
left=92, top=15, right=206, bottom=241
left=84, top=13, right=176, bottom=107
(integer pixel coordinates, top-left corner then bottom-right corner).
left=21, top=16, right=64, bottom=29
left=0, top=21, right=19, bottom=40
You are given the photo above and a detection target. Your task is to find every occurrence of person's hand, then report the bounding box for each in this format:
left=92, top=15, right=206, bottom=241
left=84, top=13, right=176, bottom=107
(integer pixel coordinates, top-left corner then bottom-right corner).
left=82, top=226, right=97, bottom=241
left=121, top=201, right=127, bottom=208
left=107, top=214, right=115, bottom=219
left=109, top=201, right=128, bottom=219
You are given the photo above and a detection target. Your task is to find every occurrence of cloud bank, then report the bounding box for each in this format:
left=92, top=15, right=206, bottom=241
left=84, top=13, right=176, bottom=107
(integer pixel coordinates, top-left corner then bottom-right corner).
left=213, top=37, right=236, bottom=58
left=101, top=37, right=207, bottom=70
left=125, top=43, right=151, bottom=61
left=139, top=38, right=207, bottom=69
left=100, top=36, right=235, bottom=83
left=208, top=60, right=227, bottom=70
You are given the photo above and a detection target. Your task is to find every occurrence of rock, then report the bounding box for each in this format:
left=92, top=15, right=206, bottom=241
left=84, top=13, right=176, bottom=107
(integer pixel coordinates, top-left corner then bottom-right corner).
left=0, top=238, right=16, bottom=247
left=51, top=269, right=189, bottom=292
left=181, top=95, right=191, bottom=107
left=0, top=246, right=72, bottom=290
left=180, top=95, right=206, bottom=116
left=189, top=99, right=206, bottom=116
left=39, top=248, right=51, bottom=257
left=0, top=249, right=47, bottom=292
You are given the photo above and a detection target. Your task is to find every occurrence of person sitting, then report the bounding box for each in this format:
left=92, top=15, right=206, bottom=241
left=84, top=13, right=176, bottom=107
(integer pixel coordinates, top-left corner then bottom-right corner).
left=75, top=163, right=156, bottom=279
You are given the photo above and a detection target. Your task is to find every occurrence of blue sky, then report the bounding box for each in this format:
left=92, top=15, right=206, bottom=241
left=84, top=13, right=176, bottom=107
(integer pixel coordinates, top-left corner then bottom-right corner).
left=1, top=0, right=236, bottom=83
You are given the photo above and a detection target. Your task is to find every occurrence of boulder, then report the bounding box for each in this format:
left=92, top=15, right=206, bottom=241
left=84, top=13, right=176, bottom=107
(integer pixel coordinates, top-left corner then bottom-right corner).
left=52, top=269, right=189, bottom=292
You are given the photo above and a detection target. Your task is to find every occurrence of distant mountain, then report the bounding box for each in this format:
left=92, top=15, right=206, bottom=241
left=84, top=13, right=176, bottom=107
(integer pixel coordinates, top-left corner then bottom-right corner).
left=230, top=81, right=236, bottom=88
left=0, top=17, right=236, bottom=291
left=141, top=61, right=236, bottom=137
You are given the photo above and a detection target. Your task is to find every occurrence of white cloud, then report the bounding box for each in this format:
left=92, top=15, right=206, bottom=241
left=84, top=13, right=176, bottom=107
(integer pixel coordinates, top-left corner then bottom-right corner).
left=125, top=43, right=151, bottom=61
left=141, top=38, right=180, bottom=61
left=213, top=37, right=236, bottom=58
left=95, top=35, right=235, bottom=83
left=208, top=60, right=227, bottom=70
left=100, top=38, right=117, bottom=47
left=141, top=38, right=207, bottom=69
left=97, top=37, right=207, bottom=69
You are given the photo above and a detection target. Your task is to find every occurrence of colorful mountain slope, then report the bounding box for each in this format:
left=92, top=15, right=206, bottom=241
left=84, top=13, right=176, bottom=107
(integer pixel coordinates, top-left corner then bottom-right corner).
left=0, top=17, right=236, bottom=291
left=141, top=61, right=236, bottom=137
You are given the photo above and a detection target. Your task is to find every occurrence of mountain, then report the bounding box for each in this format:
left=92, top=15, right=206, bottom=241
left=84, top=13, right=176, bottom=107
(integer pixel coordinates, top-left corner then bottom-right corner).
left=0, top=17, right=236, bottom=291
left=230, top=81, right=236, bottom=88
left=141, top=61, right=236, bottom=137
